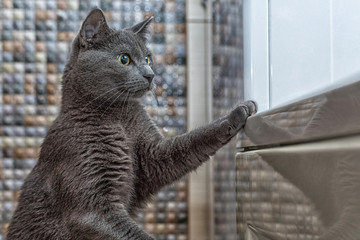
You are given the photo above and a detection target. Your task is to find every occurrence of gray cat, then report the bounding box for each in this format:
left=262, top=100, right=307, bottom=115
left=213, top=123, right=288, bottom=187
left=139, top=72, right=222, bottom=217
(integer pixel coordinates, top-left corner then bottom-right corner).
left=7, top=8, right=256, bottom=240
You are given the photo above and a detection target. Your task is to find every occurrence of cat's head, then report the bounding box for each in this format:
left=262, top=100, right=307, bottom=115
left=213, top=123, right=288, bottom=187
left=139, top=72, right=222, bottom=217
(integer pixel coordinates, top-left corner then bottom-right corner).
left=62, top=8, right=154, bottom=107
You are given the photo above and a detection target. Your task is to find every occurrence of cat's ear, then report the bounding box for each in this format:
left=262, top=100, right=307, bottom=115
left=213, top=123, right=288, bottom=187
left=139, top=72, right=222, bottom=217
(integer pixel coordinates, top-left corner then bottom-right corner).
left=128, top=16, right=154, bottom=42
left=79, top=8, right=111, bottom=48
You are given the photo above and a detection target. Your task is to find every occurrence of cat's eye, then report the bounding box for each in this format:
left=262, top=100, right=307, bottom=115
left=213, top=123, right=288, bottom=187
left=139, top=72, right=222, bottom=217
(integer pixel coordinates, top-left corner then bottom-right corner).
left=145, top=56, right=152, bottom=65
left=118, top=54, right=131, bottom=65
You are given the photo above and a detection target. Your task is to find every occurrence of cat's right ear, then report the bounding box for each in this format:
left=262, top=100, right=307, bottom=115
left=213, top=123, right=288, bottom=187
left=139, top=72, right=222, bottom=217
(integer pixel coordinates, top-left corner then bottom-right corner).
left=127, top=16, right=154, bottom=42
left=79, top=8, right=111, bottom=48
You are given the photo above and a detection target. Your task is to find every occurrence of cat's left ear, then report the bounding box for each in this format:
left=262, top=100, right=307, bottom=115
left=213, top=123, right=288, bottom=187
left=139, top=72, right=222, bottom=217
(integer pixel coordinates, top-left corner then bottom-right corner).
left=128, top=16, right=154, bottom=42
left=79, top=8, right=111, bottom=48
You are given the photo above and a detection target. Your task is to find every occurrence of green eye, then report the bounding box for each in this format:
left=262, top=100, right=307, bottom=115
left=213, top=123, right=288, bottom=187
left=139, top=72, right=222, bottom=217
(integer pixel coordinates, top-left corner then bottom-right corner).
left=118, top=54, right=131, bottom=65
left=145, top=56, right=152, bottom=65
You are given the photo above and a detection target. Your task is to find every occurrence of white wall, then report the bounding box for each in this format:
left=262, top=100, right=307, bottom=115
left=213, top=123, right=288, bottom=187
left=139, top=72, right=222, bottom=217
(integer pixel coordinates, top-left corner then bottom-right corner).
left=244, top=0, right=360, bottom=111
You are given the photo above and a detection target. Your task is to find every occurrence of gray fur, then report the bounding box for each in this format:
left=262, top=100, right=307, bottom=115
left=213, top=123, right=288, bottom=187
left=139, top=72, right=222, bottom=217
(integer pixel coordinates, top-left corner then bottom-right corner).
left=7, top=8, right=256, bottom=240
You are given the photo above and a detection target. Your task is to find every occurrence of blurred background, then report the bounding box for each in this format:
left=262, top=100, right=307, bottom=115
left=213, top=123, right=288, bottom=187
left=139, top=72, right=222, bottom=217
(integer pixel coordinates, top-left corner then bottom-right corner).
left=1, top=0, right=360, bottom=240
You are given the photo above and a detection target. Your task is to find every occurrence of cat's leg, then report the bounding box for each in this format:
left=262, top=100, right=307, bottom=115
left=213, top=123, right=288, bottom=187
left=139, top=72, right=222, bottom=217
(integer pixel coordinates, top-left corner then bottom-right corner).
left=68, top=206, right=154, bottom=240
left=135, top=101, right=257, bottom=199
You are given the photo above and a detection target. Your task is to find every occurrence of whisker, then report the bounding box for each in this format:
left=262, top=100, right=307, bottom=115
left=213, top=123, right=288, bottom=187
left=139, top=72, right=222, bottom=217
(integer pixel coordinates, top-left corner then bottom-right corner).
left=151, top=88, right=159, bottom=107
left=114, top=93, right=126, bottom=120
left=86, top=90, right=120, bottom=115
left=80, top=87, right=119, bottom=112
left=114, top=89, right=129, bottom=116
left=113, top=89, right=127, bottom=106
left=120, top=92, right=130, bottom=117
left=126, top=94, right=131, bottom=116
left=100, top=92, right=123, bottom=118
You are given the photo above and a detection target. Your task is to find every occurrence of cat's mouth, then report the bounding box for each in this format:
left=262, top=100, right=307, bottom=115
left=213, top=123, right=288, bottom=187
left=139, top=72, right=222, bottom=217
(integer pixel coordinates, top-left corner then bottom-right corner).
left=129, top=86, right=151, bottom=97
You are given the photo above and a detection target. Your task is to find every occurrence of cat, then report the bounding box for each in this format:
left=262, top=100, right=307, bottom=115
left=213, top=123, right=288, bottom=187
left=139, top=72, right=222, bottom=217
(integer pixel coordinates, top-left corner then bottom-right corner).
left=7, top=8, right=256, bottom=240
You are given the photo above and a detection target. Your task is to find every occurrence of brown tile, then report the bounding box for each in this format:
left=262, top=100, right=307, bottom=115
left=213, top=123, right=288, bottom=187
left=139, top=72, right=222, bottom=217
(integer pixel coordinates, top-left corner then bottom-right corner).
left=14, top=191, right=21, bottom=202
left=46, top=10, right=57, bottom=20
left=35, top=10, right=47, bottom=21
left=36, top=42, right=46, bottom=52
left=47, top=64, right=57, bottom=73
left=145, top=212, right=156, bottom=222
left=165, top=54, right=176, bottom=65
left=25, top=84, right=35, bottom=94
left=58, top=32, right=67, bottom=41
left=13, top=95, right=24, bottom=105
left=47, top=74, right=57, bottom=84
left=176, top=24, right=186, bottom=34
left=25, top=148, right=37, bottom=158
left=57, top=0, right=67, bottom=10
left=3, top=95, right=14, bottom=104
left=46, top=84, right=57, bottom=95
left=24, top=116, right=36, bottom=126
left=154, top=23, right=165, bottom=34
left=3, top=41, right=14, bottom=52
left=13, top=41, right=24, bottom=52
left=2, top=0, right=12, bottom=9
left=167, top=223, right=177, bottom=234
left=155, top=86, right=165, bottom=96
left=47, top=95, right=57, bottom=105
left=36, top=115, right=46, bottom=125
left=167, top=212, right=177, bottom=223
left=25, top=74, right=36, bottom=84
left=2, top=224, right=9, bottom=237
left=14, top=148, right=25, bottom=158
left=177, top=181, right=187, bottom=191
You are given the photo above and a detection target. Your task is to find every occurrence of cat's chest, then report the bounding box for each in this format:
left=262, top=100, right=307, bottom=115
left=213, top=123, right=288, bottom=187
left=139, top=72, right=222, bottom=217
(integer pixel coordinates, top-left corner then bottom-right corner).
left=81, top=124, right=138, bottom=162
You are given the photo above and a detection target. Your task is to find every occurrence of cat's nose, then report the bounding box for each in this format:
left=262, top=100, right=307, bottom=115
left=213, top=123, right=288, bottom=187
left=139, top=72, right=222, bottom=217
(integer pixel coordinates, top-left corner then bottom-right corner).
left=141, top=65, right=155, bottom=84
left=144, top=73, right=155, bottom=84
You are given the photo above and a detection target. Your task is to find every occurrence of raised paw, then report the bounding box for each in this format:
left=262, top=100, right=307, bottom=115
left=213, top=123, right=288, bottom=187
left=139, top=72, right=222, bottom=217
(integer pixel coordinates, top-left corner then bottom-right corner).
left=227, top=100, right=257, bottom=135
left=243, top=100, right=257, bottom=116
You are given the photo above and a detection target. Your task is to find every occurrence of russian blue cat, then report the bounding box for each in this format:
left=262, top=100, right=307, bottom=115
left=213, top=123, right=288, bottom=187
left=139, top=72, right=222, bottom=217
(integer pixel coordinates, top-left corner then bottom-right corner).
left=7, top=8, right=256, bottom=240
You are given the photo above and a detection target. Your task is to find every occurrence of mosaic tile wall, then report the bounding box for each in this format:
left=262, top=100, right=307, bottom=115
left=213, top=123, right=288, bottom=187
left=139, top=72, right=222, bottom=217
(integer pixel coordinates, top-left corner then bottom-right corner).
left=0, top=1, right=187, bottom=239
left=212, top=0, right=244, bottom=240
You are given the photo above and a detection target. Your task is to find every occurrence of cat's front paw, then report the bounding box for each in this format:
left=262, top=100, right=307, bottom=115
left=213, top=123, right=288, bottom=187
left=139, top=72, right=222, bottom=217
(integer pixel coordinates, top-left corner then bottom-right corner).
left=227, top=100, right=257, bottom=135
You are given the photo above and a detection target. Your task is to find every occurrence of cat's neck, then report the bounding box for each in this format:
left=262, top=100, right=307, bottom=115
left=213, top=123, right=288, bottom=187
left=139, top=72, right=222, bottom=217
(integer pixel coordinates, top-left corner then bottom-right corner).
left=60, top=87, right=143, bottom=123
